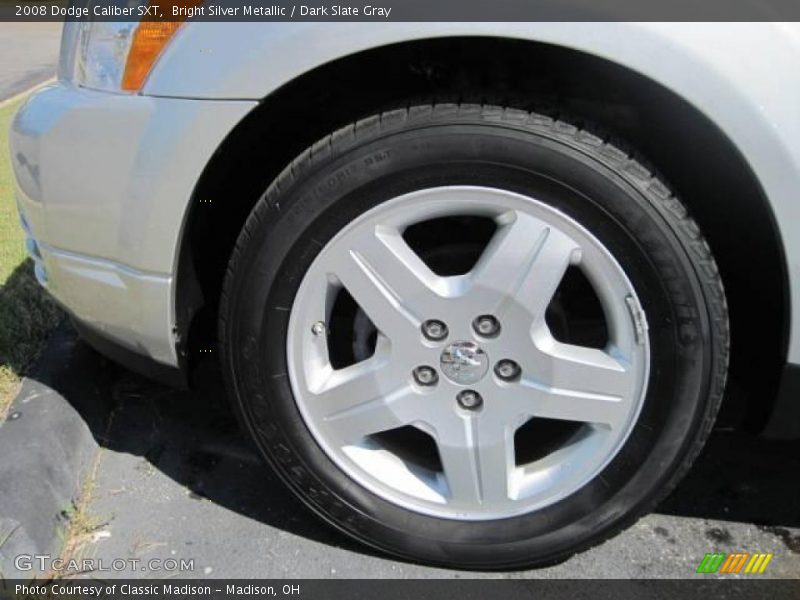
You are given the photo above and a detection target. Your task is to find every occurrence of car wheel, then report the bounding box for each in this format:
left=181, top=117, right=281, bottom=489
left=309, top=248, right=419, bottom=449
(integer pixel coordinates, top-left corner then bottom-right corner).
left=220, top=104, right=729, bottom=569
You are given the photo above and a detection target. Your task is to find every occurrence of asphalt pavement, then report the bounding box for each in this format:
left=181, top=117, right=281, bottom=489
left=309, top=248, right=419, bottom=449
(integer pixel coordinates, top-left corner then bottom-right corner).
left=0, top=23, right=61, bottom=102
left=45, top=337, right=798, bottom=580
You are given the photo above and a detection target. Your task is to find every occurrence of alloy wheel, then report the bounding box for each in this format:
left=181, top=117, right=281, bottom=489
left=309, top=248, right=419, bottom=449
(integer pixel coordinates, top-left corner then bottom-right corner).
left=287, top=186, right=650, bottom=520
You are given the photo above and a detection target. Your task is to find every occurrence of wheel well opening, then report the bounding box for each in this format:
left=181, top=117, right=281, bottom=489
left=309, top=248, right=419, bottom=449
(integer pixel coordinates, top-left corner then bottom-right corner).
left=181, top=36, right=787, bottom=431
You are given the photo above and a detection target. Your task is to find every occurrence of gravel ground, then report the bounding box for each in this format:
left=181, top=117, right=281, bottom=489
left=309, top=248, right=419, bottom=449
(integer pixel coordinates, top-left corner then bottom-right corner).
left=44, top=341, right=799, bottom=580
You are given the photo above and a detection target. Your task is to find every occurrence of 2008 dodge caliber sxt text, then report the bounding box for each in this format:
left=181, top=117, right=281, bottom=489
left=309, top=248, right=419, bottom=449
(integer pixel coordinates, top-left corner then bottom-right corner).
left=10, top=22, right=800, bottom=569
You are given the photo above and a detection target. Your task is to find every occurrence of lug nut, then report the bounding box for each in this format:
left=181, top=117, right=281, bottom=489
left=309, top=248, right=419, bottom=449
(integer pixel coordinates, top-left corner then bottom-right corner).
left=413, top=366, right=439, bottom=387
left=473, top=315, right=501, bottom=337
left=457, top=390, right=483, bottom=410
left=421, top=319, right=448, bottom=341
left=311, top=321, right=326, bottom=336
left=494, top=359, right=521, bottom=382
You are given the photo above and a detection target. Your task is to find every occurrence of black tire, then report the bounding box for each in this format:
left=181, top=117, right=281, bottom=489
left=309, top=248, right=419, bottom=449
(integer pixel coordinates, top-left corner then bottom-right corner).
left=220, top=104, right=729, bottom=569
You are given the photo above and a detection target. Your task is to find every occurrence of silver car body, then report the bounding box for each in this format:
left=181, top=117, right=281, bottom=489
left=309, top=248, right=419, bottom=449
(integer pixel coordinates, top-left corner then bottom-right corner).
left=10, top=22, right=800, bottom=370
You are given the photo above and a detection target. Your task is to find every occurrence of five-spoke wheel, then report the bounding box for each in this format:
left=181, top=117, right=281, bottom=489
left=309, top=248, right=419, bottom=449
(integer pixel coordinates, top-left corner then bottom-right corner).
left=288, top=187, right=649, bottom=518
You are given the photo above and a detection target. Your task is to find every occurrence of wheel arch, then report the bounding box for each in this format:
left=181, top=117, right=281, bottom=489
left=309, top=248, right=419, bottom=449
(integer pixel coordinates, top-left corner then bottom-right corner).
left=177, top=36, right=789, bottom=432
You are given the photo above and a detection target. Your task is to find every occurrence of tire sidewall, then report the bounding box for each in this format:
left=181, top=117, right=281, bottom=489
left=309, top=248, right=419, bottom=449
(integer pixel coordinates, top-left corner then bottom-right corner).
left=222, top=120, right=716, bottom=568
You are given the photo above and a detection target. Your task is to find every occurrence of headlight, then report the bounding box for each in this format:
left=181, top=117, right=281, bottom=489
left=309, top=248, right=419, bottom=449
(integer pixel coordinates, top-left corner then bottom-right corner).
left=74, top=20, right=138, bottom=92
left=73, top=1, right=195, bottom=93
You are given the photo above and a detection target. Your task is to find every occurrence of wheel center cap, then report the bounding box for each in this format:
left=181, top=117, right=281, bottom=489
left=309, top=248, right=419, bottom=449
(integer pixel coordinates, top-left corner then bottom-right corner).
left=440, top=341, right=489, bottom=385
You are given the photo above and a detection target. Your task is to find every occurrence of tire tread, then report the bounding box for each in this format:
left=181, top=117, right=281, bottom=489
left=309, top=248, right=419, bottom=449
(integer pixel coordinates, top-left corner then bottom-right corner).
left=219, top=103, right=730, bottom=568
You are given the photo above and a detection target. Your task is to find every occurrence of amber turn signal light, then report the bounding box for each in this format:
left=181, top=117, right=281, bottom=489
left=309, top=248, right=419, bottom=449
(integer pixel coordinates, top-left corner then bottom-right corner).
left=121, top=0, right=203, bottom=92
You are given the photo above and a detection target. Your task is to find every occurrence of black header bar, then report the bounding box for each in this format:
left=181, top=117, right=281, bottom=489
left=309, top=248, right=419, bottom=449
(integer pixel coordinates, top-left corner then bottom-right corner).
left=3, top=0, right=800, bottom=22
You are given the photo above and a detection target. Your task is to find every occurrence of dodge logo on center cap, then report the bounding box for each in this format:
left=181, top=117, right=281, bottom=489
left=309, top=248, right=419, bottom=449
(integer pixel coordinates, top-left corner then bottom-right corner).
left=440, top=341, right=489, bottom=385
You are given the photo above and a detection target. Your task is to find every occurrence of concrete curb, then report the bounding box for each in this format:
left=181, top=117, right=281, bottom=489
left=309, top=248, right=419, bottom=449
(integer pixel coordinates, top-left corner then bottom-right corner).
left=0, top=323, right=109, bottom=579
